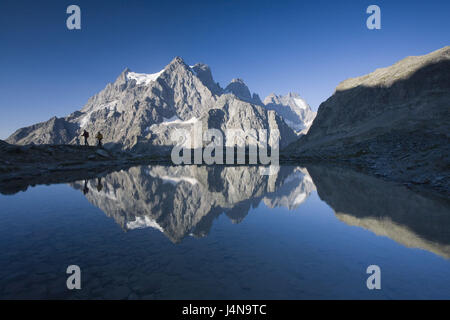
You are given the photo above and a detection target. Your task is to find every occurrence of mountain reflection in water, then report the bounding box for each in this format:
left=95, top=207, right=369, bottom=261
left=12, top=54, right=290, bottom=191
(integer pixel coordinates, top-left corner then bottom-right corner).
left=71, top=166, right=315, bottom=243
left=71, top=165, right=450, bottom=259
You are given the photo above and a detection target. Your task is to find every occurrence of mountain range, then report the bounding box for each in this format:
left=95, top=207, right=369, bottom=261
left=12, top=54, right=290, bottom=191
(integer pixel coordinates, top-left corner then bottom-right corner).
left=3, top=46, right=449, bottom=194
left=6, top=57, right=316, bottom=153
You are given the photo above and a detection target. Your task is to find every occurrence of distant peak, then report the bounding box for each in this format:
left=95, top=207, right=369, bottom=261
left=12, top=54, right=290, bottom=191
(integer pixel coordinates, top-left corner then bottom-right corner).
left=263, top=92, right=309, bottom=109
left=230, top=78, right=246, bottom=84
left=264, top=92, right=302, bottom=104
left=287, top=92, right=300, bottom=98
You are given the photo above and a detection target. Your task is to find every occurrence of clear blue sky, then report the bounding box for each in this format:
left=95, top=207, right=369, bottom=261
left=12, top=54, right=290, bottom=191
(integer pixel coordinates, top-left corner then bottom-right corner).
left=0, top=0, right=449, bottom=139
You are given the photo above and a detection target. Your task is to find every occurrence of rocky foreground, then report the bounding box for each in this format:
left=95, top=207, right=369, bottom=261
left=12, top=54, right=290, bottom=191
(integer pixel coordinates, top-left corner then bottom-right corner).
left=0, top=140, right=170, bottom=194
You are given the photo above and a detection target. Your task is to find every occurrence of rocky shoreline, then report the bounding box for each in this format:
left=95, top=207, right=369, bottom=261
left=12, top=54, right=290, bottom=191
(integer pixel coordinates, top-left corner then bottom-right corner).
left=0, top=141, right=172, bottom=194
left=1, top=139, right=448, bottom=200
left=282, top=130, right=450, bottom=198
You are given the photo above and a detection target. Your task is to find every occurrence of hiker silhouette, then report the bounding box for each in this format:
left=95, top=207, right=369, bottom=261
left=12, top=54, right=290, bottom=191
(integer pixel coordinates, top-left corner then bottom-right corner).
left=81, top=130, right=89, bottom=146
left=96, top=132, right=103, bottom=147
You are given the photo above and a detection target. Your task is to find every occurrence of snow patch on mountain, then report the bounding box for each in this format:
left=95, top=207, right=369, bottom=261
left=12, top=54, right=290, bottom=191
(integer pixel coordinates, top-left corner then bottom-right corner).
left=146, top=116, right=200, bottom=132
left=146, top=168, right=199, bottom=185
left=161, top=116, right=199, bottom=125
left=159, top=175, right=199, bottom=186
left=79, top=100, right=119, bottom=127
left=263, top=93, right=316, bottom=133
left=294, top=98, right=308, bottom=109
left=126, top=70, right=164, bottom=85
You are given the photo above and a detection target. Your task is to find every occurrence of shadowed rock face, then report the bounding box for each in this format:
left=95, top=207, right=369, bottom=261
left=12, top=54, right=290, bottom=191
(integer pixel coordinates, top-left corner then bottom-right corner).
left=285, top=46, right=450, bottom=194
left=71, top=165, right=314, bottom=243
left=307, top=165, right=450, bottom=259
left=225, top=78, right=253, bottom=102
left=291, top=46, right=450, bottom=153
left=6, top=58, right=297, bottom=153
left=191, top=63, right=223, bottom=96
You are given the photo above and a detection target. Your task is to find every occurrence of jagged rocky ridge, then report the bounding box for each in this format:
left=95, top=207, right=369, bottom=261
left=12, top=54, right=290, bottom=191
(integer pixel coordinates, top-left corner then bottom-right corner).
left=286, top=46, right=450, bottom=194
left=6, top=57, right=311, bottom=153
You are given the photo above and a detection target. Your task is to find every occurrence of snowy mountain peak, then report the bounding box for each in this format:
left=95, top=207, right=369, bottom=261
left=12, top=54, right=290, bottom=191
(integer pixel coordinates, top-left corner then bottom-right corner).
left=6, top=57, right=299, bottom=150
left=263, top=92, right=316, bottom=133
left=122, top=56, right=192, bottom=87
left=264, top=92, right=310, bottom=111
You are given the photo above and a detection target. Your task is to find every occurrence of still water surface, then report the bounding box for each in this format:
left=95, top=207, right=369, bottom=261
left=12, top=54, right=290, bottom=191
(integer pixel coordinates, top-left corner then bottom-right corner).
left=0, top=165, right=449, bottom=299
